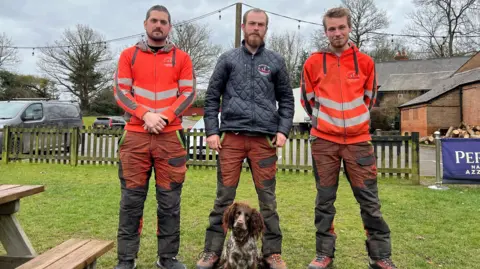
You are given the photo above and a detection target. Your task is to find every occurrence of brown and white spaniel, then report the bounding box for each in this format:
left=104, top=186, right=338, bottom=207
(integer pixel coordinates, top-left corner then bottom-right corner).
left=217, top=202, right=266, bottom=269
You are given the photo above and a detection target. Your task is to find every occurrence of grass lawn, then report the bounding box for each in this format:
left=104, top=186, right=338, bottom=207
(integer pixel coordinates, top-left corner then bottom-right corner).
left=1, top=163, right=479, bottom=269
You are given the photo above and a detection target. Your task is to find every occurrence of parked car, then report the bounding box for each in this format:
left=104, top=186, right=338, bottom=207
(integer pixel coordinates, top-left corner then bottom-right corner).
left=0, top=99, right=83, bottom=154
left=92, top=116, right=126, bottom=129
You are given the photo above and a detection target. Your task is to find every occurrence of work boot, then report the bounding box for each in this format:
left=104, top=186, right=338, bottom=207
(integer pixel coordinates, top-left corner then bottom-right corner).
left=156, top=257, right=186, bottom=269
left=264, top=254, right=287, bottom=269
left=308, top=255, right=333, bottom=269
left=114, top=260, right=136, bottom=269
left=196, top=252, right=219, bottom=269
left=369, top=258, right=398, bottom=269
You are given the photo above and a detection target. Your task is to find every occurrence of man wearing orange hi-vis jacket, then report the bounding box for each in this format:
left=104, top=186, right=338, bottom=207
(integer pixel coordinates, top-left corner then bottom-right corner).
left=112, top=5, right=195, bottom=269
left=301, top=7, right=398, bottom=269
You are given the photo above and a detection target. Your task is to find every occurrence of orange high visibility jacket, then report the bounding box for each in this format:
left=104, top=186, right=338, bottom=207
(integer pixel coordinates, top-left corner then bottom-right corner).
left=301, top=43, right=377, bottom=144
left=113, top=40, right=196, bottom=133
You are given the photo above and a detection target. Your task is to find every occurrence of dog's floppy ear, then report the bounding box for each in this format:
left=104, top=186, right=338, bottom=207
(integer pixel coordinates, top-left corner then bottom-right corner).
left=249, top=208, right=265, bottom=239
left=222, top=202, right=237, bottom=233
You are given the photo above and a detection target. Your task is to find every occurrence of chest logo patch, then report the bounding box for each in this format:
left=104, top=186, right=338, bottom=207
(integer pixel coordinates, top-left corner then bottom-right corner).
left=257, top=64, right=271, bottom=76
left=347, top=71, right=360, bottom=80
left=163, top=57, right=173, bottom=67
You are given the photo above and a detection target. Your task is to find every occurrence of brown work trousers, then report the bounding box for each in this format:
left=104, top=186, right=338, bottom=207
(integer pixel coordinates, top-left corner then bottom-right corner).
left=311, top=137, right=392, bottom=260
left=203, top=132, right=283, bottom=257
left=116, top=130, right=188, bottom=261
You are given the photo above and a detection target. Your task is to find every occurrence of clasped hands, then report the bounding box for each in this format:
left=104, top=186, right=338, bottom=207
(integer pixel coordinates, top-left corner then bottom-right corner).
left=142, top=112, right=168, bottom=134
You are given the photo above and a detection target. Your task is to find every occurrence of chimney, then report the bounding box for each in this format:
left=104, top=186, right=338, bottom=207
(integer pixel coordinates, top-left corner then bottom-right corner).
left=394, top=49, right=409, bottom=60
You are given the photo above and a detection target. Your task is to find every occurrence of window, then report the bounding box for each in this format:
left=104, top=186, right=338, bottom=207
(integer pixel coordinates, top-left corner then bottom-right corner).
left=23, top=103, right=43, bottom=121
left=403, top=109, right=409, bottom=120
left=48, top=104, right=80, bottom=119
left=397, top=93, right=404, bottom=99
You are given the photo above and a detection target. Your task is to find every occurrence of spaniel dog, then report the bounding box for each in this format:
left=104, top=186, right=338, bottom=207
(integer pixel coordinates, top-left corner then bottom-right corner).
left=217, top=202, right=266, bottom=269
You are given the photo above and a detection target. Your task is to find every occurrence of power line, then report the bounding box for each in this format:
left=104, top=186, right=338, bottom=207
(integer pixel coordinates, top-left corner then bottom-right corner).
left=242, top=2, right=322, bottom=26
left=241, top=2, right=480, bottom=38
left=2, top=2, right=480, bottom=51
left=0, top=3, right=237, bottom=50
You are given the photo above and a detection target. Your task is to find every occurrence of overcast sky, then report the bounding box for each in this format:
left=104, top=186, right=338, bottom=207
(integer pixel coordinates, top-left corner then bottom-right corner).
left=1, top=0, right=415, bottom=76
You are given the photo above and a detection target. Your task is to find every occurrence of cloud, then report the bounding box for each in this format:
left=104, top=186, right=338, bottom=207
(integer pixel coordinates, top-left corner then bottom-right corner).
left=1, top=0, right=414, bottom=75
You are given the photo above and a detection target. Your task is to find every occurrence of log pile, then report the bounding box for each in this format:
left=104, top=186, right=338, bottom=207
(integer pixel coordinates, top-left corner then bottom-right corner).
left=420, top=122, right=480, bottom=144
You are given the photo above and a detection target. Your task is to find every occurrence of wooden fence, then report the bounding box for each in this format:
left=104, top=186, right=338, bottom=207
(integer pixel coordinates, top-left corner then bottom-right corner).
left=0, top=126, right=420, bottom=182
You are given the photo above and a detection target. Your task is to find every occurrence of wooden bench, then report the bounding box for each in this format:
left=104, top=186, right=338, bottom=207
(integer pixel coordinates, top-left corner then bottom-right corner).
left=16, top=238, right=114, bottom=269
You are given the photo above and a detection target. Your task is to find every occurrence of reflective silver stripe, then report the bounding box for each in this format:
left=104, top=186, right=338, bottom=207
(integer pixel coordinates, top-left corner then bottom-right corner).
left=156, top=88, right=178, bottom=100
left=306, top=92, right=315, bottom=100
left=179, top=80, right=193, bottom=87
left=175, top=89, right=196, bottom=116
left=121, top=89, right=130, bottom=95
left=118, top=78, right=132, bottom=86
left=133, top=86, right=155, bottom=100
left=345, top=110, right=370, bottom=127
left=132, top=86, right=179, bottom=100
left=318, top=96, right=364, bottom=111
left=138, top=105, right=167, bottom=113
left=115, top=72, right=137, bottom=110
left=154, top=107, right=167, bottom=113
left=313, top=109, right=370, bottom=128
left=364, top=89, right=373, bottom=99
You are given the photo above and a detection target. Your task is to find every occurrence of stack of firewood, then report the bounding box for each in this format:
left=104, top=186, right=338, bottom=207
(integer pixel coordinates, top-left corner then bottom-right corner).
left=420, top=122, right=480, bottom=144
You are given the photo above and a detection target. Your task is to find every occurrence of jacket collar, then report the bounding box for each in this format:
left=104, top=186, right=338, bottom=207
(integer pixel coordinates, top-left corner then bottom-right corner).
left=135, top=39, right=175, bottom=54
left=316, top=42, right=360, bottom=76
left=317, top=42, right=358, bottom=56
left=241, top=39, right=265, bottom=55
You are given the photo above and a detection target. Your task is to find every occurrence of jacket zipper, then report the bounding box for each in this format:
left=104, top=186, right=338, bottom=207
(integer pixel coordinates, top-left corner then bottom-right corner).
left=251, top=53, right=255, bottom=132
left=154, top=52, right=157, bottom=112
left=337, top=56, right=347, bottom=142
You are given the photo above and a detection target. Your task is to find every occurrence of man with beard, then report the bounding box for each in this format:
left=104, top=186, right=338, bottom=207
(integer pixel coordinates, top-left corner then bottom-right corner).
left=196, top=8, right=294, bottom=269
left=113, top=5, right=195, bottom=269
left=301, top=7, right=397, bottom=269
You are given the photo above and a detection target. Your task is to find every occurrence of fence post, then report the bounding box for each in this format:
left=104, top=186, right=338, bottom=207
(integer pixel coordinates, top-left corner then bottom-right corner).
left=2, top=125, right=10, bottom=164
left=70, top=127, right=79, bottom=166
left=411, top=132, right=420, bottom=184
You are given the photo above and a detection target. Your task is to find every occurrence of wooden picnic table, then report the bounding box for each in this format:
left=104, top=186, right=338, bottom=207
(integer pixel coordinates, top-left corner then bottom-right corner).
left=0, top=184, right=45, bottom=269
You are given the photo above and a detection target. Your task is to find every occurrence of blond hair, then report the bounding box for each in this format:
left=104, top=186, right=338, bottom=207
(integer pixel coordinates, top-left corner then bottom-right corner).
left=323, top=7, right=351, bottom=31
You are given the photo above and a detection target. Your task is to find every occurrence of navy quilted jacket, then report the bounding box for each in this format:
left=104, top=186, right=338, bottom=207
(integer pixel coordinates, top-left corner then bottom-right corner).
left=204, top=41, right=294, bottom=137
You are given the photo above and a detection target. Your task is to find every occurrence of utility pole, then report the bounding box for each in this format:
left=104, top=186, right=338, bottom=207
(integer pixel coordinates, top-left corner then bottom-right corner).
left=235, top=2, right=242, bottom=48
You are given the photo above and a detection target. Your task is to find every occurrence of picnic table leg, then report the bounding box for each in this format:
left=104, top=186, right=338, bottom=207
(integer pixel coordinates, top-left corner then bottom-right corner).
left=86, top=259, right=97, bottom=269
left=0, top=200, right=37, bottom=256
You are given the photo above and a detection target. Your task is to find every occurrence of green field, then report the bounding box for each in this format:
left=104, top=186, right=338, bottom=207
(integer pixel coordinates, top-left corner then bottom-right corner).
left=1, top=163, right=479, bottom=268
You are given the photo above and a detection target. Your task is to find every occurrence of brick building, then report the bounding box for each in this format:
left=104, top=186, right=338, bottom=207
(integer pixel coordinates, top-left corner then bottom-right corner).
left=399, top=52, right=480, bottom=137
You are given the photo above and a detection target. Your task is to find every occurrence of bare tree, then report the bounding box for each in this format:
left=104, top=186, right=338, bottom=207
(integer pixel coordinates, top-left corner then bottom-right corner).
left=404, top=0, right=479, bottom=57
left=0, top=33, right=20, bottom=69
left=367, top=37, right=419, bottom=62
left=267, top=31, right=306, bottom=87
left=341, top=0, right=390, bottom=49
left=170, top=22, right=222, bottom=84
left=310, top=29, right=330, bottom=51
left=37, top=24, right=113, bottom=111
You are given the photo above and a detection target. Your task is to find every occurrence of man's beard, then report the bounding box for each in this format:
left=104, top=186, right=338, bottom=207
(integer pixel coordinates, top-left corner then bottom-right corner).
left=330, top=38, right=348, bottom=49
left=147, top=31, right=167, bottom=42
left=245, top=33, right=264, bottom=48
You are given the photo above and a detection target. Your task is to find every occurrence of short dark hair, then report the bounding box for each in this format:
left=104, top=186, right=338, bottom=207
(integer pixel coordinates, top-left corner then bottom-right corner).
left=146, top=5, right=171, bottom=24
left=243, top=8, right=269, bottom=26
left=323, top=7, right=352, bottom=31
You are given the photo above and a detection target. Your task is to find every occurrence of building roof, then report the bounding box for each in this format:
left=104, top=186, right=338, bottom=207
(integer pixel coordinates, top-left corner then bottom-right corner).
left=375, top=56, right=470, bottom=86
left=379, top=71, right=452, bottom=92
left=399, top=67, right=480, bottom=108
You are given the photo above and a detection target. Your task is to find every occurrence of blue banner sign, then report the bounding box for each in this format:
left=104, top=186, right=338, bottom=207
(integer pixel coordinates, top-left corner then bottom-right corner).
left=441, top=138, right=480, bottom=184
